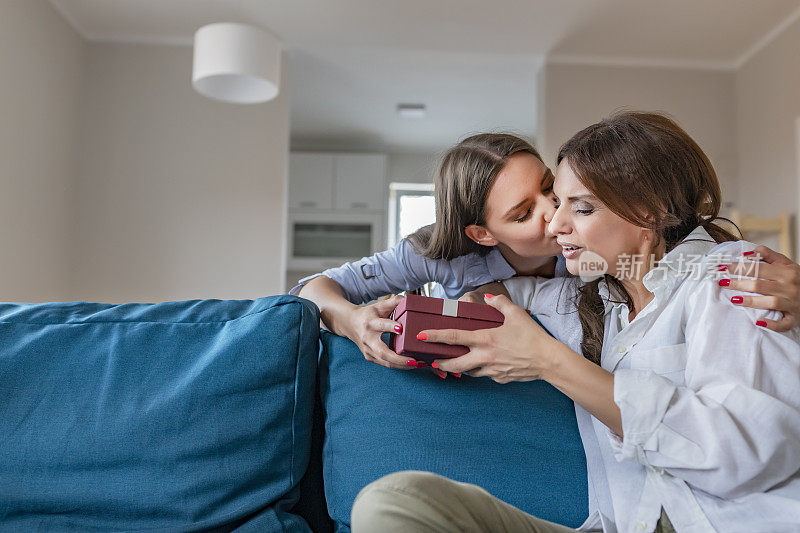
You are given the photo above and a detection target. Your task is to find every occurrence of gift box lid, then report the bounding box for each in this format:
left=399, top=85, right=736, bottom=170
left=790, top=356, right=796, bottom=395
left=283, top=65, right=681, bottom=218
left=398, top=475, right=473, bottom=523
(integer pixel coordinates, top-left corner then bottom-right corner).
left=392, top=294, right=504, bottom=323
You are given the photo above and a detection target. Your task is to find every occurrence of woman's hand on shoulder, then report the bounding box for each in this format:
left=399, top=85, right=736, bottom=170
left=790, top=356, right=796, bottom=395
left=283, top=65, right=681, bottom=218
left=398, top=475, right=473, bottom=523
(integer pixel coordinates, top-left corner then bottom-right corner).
left=342, top=294, right=420, bottom=370
left=719, top=245, right=800, bottom=332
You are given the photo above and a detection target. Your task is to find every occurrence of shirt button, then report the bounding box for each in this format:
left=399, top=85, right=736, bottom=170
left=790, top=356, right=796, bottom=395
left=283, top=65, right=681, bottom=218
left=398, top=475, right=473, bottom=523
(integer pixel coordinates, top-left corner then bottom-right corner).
left=637, top=522, right=648, bottom=531
left=617, top=345, right=627, bottom=353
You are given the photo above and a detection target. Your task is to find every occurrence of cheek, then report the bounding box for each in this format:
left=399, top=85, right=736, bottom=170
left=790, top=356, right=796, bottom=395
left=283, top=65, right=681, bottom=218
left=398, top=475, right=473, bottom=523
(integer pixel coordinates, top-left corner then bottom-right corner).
left=596, top=228, right=643, bottom=267
left=577, top=217, right=622, bottom=252
left=524, top=217, right=552, bottom=243
left=530, top=209, right=553, bottom=234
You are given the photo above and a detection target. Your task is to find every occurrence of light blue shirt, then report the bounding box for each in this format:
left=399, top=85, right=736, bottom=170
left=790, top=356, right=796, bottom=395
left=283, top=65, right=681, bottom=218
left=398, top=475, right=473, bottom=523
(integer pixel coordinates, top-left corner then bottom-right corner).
left=290, top=237, right=569, bottom=304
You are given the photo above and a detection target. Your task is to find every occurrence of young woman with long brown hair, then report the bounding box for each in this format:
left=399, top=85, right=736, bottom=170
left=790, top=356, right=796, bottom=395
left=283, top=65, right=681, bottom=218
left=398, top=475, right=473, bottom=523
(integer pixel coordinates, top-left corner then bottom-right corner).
left=351, top=112, right=800, bottom=532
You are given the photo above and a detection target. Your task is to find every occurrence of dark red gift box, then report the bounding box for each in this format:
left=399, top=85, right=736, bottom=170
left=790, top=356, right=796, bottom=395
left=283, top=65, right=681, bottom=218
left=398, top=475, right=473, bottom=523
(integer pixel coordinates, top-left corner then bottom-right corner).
left=389, top=294, right=505, bottom=362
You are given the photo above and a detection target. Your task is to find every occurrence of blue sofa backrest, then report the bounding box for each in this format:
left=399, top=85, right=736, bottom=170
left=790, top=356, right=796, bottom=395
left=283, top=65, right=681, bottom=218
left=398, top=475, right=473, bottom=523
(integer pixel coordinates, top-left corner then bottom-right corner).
left=0, top=295, right=319, bottom=532
left=318, top=330, right=589, bottom=531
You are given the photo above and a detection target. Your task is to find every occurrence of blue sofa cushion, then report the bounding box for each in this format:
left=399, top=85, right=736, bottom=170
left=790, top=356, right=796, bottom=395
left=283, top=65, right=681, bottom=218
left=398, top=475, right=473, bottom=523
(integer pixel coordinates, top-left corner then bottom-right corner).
left=0, top=295, right=319, bottom=532
left=319, top=331, right=588, bottom=531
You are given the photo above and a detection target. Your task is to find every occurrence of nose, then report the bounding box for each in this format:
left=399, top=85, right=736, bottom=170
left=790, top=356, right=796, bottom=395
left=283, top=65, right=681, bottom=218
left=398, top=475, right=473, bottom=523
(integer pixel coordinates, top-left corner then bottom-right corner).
left=542, top=200, right=556, bottom=225
left=548, top=204, right=570, bottom=236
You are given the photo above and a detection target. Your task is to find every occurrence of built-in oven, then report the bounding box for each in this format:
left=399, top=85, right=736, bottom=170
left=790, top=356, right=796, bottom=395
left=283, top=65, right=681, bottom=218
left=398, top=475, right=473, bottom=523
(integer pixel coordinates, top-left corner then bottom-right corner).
left=287, top=211, right=385, bottom=272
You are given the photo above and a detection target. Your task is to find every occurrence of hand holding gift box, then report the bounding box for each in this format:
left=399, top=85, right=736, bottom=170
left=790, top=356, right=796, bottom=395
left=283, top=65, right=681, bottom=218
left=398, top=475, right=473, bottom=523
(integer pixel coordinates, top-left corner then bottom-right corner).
left=390, top=294, right=504, bottom=363
left=411, top=293, right=559, bottom=384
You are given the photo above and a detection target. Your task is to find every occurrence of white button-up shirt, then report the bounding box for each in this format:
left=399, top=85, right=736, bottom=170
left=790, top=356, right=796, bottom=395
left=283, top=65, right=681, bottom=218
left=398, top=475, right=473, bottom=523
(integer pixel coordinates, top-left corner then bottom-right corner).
left=505, top=227, right=800, bottom=533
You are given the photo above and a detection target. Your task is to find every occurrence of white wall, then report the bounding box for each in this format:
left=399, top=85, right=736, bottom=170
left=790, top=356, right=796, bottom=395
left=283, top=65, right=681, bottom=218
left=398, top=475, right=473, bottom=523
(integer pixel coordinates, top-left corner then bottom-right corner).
left=386, top=153, right=438, bottom=185
left=542, top=63, right=738, bottom=208
left=535, top=67, right=549, bottom=159
left=736, top=17, right=800, bottom=258
left=72, top=43, right=290, bottom=302
left=0, top=0, right=86, bottom=302
left=3, top=1, right=797, bottom=304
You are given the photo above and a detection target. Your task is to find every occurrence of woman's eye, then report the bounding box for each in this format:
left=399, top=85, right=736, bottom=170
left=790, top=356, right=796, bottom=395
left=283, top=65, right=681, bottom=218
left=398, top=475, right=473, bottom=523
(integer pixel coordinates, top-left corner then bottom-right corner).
left=575, top=208, right=594, bottom=215
left=515, top=208, right=532, bottom=223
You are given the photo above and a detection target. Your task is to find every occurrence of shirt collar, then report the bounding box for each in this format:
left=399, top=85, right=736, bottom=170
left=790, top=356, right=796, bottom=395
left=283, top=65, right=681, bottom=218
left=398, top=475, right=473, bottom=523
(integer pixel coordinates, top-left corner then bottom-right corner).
left=656, top=225, right=718, bottom=273
left=554, top=254, right=569, bottom=278
left=599, top=225, right=718, bottom=311
left=642, top=225, right=718, bottom=294
left=485, top=247, right=517, bottom=281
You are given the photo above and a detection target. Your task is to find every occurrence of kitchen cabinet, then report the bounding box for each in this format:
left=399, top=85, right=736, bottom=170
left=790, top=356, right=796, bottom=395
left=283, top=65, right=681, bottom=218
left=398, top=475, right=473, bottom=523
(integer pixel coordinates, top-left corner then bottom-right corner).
left=287, top=152, right=388, bottom=274
left=333, top=154, right=386, bottom=211
left=289, top=152, right=386, bottom=212
left=288, top=153, right=335, bottom=210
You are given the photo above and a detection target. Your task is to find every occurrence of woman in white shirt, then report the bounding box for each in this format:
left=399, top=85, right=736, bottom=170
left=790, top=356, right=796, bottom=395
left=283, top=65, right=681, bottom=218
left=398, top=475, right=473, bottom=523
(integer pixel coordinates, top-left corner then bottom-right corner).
left=350, top=111, right=800, bottom=533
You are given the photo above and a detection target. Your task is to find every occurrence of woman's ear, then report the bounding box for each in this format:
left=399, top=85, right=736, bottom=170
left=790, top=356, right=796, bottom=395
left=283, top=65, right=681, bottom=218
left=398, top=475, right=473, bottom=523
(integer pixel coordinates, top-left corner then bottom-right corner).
left=642, top=227, right=665, bottom=256
left=465, top=225, right=498, bottom=247
left=641, top=227, right=656, bottom=246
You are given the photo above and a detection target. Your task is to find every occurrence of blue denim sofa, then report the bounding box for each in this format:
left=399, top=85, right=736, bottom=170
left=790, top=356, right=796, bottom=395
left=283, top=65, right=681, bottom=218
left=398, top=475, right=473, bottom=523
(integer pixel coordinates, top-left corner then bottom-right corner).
left=0, top=295, right=587, bottom=532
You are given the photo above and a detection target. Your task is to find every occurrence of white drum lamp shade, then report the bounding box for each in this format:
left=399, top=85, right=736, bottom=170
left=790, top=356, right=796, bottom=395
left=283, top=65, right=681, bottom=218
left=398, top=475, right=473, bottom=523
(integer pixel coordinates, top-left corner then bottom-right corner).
left=192, top=23, right=281, bottom=104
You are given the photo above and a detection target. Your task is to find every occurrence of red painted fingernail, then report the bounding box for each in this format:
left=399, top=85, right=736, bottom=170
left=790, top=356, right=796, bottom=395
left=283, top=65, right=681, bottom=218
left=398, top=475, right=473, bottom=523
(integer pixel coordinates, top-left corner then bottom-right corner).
left=484, top=293, right=494, bottom=298
left=756, top=320, right=768, bottom=327
left=717, top=265, right=728, bottom=271
left=394, top=324, right=402, bottom=333
left=435, top=370, right=447, bottom=379
left=406, top=360, right=419, bottom=367
left=431, top=361, right=439, bottom=369
left=718, top=279, right=731, bottom=287
left=731, top=296, right=743, bottom=304
left=416, top=332, right=427, bottom=341
left=452, top=373, right=462, bottom=378
left=743, top=251, right=756, bottom=256
left=416, top=361, right=428, bottom=368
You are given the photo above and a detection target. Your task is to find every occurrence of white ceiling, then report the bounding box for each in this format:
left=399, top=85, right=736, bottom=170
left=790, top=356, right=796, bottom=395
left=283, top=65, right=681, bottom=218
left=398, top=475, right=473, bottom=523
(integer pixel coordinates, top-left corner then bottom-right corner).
left=50, top=0, right=800, bottom=153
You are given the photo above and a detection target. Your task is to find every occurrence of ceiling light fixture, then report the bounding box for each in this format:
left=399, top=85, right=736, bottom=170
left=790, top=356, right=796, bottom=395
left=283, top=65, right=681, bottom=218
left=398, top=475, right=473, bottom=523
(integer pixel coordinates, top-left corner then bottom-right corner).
left=397, top=103, right=427, bottom=118
left=192, top=22, right=281, bottom=104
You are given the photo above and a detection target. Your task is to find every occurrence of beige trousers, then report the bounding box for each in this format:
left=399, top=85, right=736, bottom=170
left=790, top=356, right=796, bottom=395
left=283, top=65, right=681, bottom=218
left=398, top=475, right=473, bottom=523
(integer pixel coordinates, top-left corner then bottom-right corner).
left=351, top=470, right=675, bottom=533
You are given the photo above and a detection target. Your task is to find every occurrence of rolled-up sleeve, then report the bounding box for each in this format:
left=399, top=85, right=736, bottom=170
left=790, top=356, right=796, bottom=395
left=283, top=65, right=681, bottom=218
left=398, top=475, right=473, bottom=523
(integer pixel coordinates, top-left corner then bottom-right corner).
left=290, top=240, right=426, bottom=304
left=609, top=278, right=800, bottom=500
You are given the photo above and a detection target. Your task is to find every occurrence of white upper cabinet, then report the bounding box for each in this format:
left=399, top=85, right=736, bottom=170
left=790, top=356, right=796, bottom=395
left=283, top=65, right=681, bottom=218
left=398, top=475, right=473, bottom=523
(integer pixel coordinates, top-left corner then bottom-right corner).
left=288, top=153, right=335, bottom=210
left=333, top=154, right=386, bottom=211
left=289, top=152, right=386, bottom=212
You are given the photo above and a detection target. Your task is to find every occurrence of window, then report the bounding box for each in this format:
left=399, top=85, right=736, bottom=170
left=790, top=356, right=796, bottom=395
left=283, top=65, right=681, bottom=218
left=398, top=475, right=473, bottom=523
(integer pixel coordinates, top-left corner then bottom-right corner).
left=387, top=183, right=436, bottom=248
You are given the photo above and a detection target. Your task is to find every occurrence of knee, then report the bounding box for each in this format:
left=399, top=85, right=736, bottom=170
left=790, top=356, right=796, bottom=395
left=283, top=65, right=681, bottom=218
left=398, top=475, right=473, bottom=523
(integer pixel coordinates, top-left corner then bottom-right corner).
left=355, top=470, right=443, bottom=503
left=351, top=471, right=446, bottom=529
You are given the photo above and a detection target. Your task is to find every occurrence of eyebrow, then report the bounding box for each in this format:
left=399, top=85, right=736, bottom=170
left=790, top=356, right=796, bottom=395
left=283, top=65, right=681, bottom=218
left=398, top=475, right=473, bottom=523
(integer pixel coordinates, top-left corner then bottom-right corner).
left=503, top=198, right=530, bottom=219
left=502, top=169, right=556, bottom=219
left=566, top=194, right=596, bottom=202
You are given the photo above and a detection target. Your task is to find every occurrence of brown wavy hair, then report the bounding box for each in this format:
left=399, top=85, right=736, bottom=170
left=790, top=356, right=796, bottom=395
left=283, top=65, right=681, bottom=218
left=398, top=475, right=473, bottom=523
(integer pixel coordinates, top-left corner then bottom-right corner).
left=556, top=111, right=739, bottom=364
left=408, top=133, right=543, bottom=260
